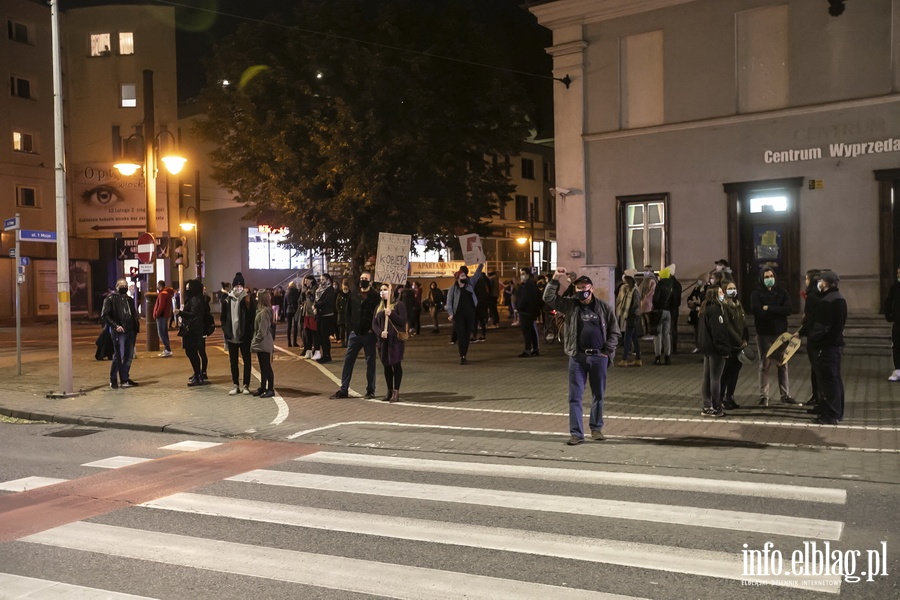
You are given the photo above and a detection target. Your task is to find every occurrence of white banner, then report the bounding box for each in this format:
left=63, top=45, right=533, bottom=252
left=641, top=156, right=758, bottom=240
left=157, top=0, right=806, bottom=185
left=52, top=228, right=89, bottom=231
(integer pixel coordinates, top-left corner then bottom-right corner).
left=458, top=233, right=486, bottom=266
left=375, top=232, right=412, bottom=285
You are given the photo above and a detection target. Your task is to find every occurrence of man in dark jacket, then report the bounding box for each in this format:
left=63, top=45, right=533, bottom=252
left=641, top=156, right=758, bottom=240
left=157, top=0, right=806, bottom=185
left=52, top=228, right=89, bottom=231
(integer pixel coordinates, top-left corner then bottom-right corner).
left=698, top=289, right=732, bottom=417
left=799, top=271, right=847, bottom=424
left=284, top=281, right=300, bottom=347
left=801, top=269, right=822, bottom=404
left=315, top=273, right=337, bottom=363
left=331, top=271, right=380, bottom=398
left=883, top=266, right=900, bottom=382
left=750, top=267, right=796, bottom=406
left=221, top=272, right=255, bottom=395
left=101, top=278, right=140, bottom=389
left=515, top=267, right=542, bottom=357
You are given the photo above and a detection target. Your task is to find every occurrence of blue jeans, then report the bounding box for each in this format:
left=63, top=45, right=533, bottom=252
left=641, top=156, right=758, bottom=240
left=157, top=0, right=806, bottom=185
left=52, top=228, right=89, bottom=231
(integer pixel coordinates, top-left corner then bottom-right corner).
left=156, top=317, right=171, bottom=352
left=340, top=331, right=377, bottom=395
left=623, top=326, right=641, bottom=360
left=110, top=329, right=135, bottom=384
left=568, top=353, right=608, bottom=438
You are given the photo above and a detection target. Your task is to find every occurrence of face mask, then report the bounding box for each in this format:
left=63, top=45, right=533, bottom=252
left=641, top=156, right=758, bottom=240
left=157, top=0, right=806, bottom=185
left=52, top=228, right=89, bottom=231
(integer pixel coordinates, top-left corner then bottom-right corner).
left=764, top=277, right=775, bottom=288
left=118, top=286, right=128, bottom=294
left=576, top=289, right=591, bottom=301
left=380, top=290, right=389, bottom=300
left=817, top=281, right=826, bottom=292
left=359, top=279, right=370, bottom=289
left=717, top=294, right=725, bottom=302
left=458, top=278, right=468, bottom=286
left=520, top=275, right=528, bottom=282
left=726, top=289, right=737, bottom=297
left=233, top=286, right=244, bottom=295
left=644, top=270, right=652, bottom=276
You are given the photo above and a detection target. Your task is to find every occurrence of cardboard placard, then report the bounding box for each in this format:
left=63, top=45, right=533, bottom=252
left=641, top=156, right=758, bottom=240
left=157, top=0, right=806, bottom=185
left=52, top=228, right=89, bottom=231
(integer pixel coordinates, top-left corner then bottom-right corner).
left=458, top=233, right=486, bottom=266
left=375, top=232, right=412, bottom=285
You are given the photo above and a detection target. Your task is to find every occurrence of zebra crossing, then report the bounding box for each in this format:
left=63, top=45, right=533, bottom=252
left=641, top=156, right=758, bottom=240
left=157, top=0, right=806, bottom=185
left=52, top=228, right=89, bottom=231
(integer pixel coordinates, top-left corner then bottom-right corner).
left=0, top=440, right=850, bottom=598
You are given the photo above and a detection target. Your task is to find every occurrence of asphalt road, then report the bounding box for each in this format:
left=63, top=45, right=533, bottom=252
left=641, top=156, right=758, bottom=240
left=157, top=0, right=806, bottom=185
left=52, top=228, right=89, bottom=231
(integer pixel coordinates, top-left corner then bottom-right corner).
left=0, top=423, right=897, bottom=599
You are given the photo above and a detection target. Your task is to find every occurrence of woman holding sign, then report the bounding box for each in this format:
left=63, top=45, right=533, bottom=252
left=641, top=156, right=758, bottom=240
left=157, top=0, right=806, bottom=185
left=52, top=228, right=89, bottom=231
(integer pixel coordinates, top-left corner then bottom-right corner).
left=373, top=283, right=408, bottom=402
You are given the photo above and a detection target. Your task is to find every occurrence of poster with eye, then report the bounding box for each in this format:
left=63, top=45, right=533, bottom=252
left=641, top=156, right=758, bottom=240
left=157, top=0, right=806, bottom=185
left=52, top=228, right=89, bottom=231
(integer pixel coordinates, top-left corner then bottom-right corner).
left=73, top=164, right=169, bottom=237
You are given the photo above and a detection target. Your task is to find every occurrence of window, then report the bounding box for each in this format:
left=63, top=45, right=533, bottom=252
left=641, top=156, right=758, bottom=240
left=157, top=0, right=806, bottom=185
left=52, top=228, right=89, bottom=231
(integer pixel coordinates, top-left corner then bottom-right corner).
left=16, top=186, right=37, bottom=208
left=8, top=20, right=29, bottom=44
left=248, top=227, right=310, bottom=270
left=90, top=33, right=111, bottom=56
left=543, top=161, right=551, bottom=182
left=736, top=5, right=788, bottom=113
left=749, top=195, right=788, bottom=214
left=118, top=32, right=134, bottom=55
left=10, top=77, right=31, bottom=99
left=617, top=194, right=668, bottom=272
left=532, top=197, right=540, bottom=222
left=13, top=131, right=34, bottom=152
left=544, top=196, right=555, bottom=225
left=515, top=195, right=529, bottom=221
left=498, top=197, right=507, bottom=220
left=521, top=158, right=535, bottom=180
left=121, top=84, right=136, bottom=108
left=620, top=30, right=664, bottom=128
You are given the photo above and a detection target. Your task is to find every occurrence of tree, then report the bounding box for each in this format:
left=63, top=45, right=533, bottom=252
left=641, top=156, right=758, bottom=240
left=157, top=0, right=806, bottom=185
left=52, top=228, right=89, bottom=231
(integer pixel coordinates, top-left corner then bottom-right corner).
left=194, top=0, right=533, bottom=273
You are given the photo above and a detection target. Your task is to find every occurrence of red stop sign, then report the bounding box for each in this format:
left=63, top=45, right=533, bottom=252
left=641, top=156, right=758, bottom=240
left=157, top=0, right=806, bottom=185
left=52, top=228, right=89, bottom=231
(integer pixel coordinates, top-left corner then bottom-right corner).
left=136, top=232, right=156, bottom=264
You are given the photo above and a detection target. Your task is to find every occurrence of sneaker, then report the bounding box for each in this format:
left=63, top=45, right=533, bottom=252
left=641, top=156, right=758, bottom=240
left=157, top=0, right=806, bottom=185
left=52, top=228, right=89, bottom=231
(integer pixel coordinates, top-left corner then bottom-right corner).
left=201, top=372, right=208, bottom=381
left=260, top=390, right=275, bottom=398
left=312, top=350, right=322, bottom=361
left=109, top=382, right=119, bottom=390
left=241, top=385, right=251, bottom=395
left=722, top=398, right=741, bottom=410
left=889, top=369, right=900, bottom=382
left=363, top=392, right=376, bottom=400
left=664, top=356, right=671, bottom=365
left=615, top=359, right=628, bottom=368
left=120, top=381, right=136, bottom=388
left=304, top=350, right=313, bottom=359
left=757, top=396, right=769, bottom=407
left=228, top=385, right=239, bottom=396
left=691, top=348, right=699, bottom=354
left=157, top=350, right=171, bottom=357
left=590, top=430, right=605, bottom=441
left=628, top=359, right=642, bottom=367
left=531, top=350, right=540, bottom=357
left=252, top=387, right=265, bottom=397
left=329, top=390, right=349, bottom=399
left=566, top=435, right=584, bottom=446
left=780, top=396, right=799, bottom=405
left=654, top=356, right=661, bottom=365
left=187, top=376, right=203, bottom=387
left=701, top=408, right=717, bottom=417
left=712, top=409, right=726, bottom=418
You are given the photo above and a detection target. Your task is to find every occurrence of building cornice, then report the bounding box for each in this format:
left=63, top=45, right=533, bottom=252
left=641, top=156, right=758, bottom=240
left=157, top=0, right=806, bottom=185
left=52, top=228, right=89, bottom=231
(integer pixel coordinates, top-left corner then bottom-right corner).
left=530, top=0, right=701, bottom=28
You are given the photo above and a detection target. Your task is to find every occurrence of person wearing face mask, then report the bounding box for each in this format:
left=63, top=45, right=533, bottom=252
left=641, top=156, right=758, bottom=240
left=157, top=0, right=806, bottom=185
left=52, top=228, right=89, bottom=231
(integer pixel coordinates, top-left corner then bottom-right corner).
left=220, top=272, right=255, bottom=395
left=330, top=271, right=381, bottom=399
left=719, top=281, right=749, bottom=410
left=798, top=271, right=846, bottom=425
left=284, top=281, right=300, bottom=347
left=101, top=278, right=141, bottom=389
left=883, top=267, right=900, bottom=382
left=300, top=276, right=319, bottom=359
left=314, top=273, right=336, bottom=364
left=335, top=281, right=350, bottom=347
left=175, top=279, right=210, bottom=387
left=372, top=283, right=408, bottom=402
left=544, top=269, right=620, bottom=445
left=698, top=286, right=732, bottom=417
left=750, top=267, right=795, bottom=407
left=515, top=267, right=541, bottom=357
left=446, top=263, right=485, bottom=365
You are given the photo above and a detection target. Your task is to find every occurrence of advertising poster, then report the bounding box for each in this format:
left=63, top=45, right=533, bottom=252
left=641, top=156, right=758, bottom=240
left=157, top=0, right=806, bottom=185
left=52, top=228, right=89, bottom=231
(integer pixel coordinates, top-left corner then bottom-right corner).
left=35, top=260, right=57, bottom=316
left=73, top=164, right=169, bottom=237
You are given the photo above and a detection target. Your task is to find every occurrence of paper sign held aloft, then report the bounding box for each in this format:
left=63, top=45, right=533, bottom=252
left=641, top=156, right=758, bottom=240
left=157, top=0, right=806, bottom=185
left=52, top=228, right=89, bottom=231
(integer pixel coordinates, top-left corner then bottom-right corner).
left=458, top=233, right=486, bottom=266
left=375, top=232, right=412, bottom=286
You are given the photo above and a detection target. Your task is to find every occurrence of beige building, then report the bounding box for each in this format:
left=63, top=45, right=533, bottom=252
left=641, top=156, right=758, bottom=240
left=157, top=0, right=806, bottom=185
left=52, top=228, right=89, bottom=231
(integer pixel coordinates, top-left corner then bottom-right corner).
left=531, top=0, right=900, bottom=311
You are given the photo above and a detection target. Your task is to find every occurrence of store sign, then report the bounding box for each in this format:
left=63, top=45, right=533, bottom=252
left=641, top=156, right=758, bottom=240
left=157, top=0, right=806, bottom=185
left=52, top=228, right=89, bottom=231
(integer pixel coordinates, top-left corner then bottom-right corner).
left=764, top=137, right=900, bottom=164
left=408, top=261, right=466, bottom=278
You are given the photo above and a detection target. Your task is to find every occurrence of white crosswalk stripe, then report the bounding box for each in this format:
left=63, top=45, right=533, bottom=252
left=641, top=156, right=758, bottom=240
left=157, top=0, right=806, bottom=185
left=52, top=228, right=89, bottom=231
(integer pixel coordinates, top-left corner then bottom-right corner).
left=0, top=442, right=850, bottom=597
left=0, top=573, right=157, bottom=599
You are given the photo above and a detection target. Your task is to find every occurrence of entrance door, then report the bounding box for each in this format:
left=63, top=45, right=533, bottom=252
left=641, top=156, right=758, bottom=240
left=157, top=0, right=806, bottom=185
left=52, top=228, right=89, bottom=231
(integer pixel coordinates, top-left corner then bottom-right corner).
left=876, top=168, right=900, bottom=303
left=725, top=177, right=802, bottom=309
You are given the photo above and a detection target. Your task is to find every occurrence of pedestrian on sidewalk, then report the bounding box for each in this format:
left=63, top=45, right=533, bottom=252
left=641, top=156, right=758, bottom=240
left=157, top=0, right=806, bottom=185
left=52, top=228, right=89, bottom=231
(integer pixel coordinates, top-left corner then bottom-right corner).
left=336, top=281, right=350, bottom=347
left=652, top=265, right=678, bottom=365
left=426, top=281, right=444, bottom=333
left=284, top=281, right=300, bottom=347
left=750, top=267, right=796, bottom=406
left=446, top=263, right=484, bottom=365
left=699, top=286, right=731, bottom=417
left=221, top=272, right=255, bottom=395
left=515, top=267, right=541, bottom=357
left=801, top=269, right=823, bottom=403
left=315, top=273, right=337, bottom=363
left=177, top=279, right=209, bottom=387
left=720, top=280, right=749, bottom=410
left=373, top=283, right=408, bottom=402
left=300, top=275, right=319, bottom=359
left=251, top=290, right=276, bottom=398
left=883, top=266, right=900, bottom=382
left=330, top=271, right=380, bottom=399
left=153, top=280, right=174, bottom=357
left=799, top=271, right=846, bottom=424
left=101, top=278, right=140, bottom=389
left=487, top=271, right=501, bottom=327
left=615, top=274, right=641, bottom=367
left=474, top=272, right=490, bottom=342
left=544, top=269, right=619, bottom=446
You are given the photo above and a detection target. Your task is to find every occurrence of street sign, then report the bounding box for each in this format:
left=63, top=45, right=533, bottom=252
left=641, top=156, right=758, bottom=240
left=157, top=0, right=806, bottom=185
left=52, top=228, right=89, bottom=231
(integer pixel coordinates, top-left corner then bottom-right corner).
left=8, top=249, right=14, bottom=258
left=3, top=216, right=20, bottom=231
left=138, top=263, right=153, bottom=274
left=136, top=232, right=156, bottom=264
left=19, top=257, right=29, bottom=266
left=17, top=229, right=57, bottom=243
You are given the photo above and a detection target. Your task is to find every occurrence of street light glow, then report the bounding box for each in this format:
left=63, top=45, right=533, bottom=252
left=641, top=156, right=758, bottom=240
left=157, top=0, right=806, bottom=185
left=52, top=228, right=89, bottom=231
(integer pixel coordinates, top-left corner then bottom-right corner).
left=113, top=161, right=141, bottom=176
left=160, top=155, right=187, bottom=174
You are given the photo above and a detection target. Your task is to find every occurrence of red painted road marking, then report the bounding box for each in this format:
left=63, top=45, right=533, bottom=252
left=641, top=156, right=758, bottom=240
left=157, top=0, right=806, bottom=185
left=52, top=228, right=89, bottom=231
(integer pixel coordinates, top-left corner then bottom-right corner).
left=0, top=440, right=319, bottom=542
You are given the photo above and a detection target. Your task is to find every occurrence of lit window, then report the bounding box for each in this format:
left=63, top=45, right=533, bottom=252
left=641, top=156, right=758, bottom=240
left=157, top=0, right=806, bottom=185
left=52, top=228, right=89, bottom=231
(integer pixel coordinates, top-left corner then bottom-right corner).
left=119, top=32, right=134, bottom=55
left=90, top=33, right=111, bottom=56
left=749, top=195, right=788, bottom=213
left=121, top=84, right=136, bottom=108
left=13, top=131, right=34, bottom=152
left=10, top=77, right=31, bottom=99
left=620, top=197, right=667, bottom=271
left=8, top=20, right=30, bottom=44
left=16, top=186, right=37, bottom=208
left=248, top=227, right=310, bottom=270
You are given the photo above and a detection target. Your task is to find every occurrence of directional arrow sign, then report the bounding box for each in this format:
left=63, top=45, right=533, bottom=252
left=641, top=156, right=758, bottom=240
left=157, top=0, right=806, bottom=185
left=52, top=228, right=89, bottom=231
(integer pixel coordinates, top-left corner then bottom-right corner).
left=17, top=229, right=57, bottom=243
left=19, top=257, right=30, bottom=266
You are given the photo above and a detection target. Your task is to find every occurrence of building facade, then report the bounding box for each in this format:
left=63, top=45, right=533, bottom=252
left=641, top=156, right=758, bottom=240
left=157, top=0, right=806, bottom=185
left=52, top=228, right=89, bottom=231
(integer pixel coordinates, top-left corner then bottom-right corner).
left=531, top=0, right=900, bottom=311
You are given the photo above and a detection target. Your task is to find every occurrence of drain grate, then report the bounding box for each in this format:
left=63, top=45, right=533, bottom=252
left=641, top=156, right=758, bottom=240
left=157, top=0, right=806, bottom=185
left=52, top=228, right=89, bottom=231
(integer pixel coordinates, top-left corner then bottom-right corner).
left=44, top=428, right=104, bottom=438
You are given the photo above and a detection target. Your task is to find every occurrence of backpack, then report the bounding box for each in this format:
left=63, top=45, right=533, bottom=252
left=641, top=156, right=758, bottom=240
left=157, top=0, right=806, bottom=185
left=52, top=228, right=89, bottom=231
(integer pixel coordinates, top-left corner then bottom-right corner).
left=203, top=306, right=216, bottom=337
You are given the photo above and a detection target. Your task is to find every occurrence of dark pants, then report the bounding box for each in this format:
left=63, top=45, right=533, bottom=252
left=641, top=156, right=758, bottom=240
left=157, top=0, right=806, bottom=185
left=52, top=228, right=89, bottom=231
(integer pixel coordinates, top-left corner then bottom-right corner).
left=340, top=331, right=377, bottom=395
left=199, top=337, right=208, bottom=374
left=411, top=307, right=421, bottom=335
left=520, top=316, right=539, bottom=353
left=257, top=351, right=274, bottom=391
left=720, top=352, right=743, bottom=401
left=453, top=309, right=475, bottom=358
left=317, top=315, right=335, bottom=359
left=814, top=346, right=844, bottom=421
left=702, top=354, right=727, bottom=411
left=109, top=329, right=135, bottom=384
left=475, top=303, right=488, bottom=338
left=185, top=344, right=202, bottom=377
left=807, top=345, right=819, bottom=402
left=668, top=309, right=679, bottom=354
left=568, top=353, right=608, bottom=438
left=892, top=323, right=900, bottom=369
left=488, top=296, right=500, bottom=326
left=286, top=312, right=299, bottom=345
left=384, top=362, right=403, bottom=390
left=623, top=326, right=641, bottom=360
left=228, top=340, right=252, bottom=387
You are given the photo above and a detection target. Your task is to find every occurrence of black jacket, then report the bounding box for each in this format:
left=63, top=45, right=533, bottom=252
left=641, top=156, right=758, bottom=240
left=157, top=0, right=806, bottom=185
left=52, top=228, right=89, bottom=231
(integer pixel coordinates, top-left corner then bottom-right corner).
left=315, top=285, right=337, bottom=317
left=884, top=281, right=900, bottom=323
left=750, top=279, right=792, bottom=336
left=284, top=287, right=300, bottom=315
left=800, top=288, right=847, bottom=350
left=221, top=291, right=255, bottom=343
left=698, top=301, right=732, bottom=356
left=345, top=288, right=380, bottom=335
left=101, top=292, right=140, bottom=333
left=652, top=278, right=679, bottom=311
left=515, top=278, right=541, bottom=317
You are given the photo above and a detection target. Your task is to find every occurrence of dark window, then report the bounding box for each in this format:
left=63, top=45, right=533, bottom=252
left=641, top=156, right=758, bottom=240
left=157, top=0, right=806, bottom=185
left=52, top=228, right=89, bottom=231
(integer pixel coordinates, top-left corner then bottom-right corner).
left=8, top=21, right=29, bottom=44
left=498, top=197, right=507, bottom=220
left=532, top=197, right=540, bottom=221
left=544, top=196, right=555, bottom=225
left=515, top=195, right=529, bottom=221
left=17, top=186, right=37, bottom=208
left=521, top=158, right=535, bottom=180
left=504, top=154, right=511, bottom=177
left=543, top=161, right=551, bottom=182
left=10, top=77, right=31, bottom=99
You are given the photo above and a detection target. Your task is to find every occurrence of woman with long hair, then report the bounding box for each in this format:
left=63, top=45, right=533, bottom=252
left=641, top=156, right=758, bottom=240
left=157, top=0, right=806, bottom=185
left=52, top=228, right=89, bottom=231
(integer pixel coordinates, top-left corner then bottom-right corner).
left=251, top=290, right=276, bottom=398
left=720, top=280, right=749, bottom=409
left=372, top=283, right=408, bottom=402
left=698, top=286, right=732, bottom=417
left=177, top=279, right=208, bottom=387
left=615, top=274, right=642, bottom=367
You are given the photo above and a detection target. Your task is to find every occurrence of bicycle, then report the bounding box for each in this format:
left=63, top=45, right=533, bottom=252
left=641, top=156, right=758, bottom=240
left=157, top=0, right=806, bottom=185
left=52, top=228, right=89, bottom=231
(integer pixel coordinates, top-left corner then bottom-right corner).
left=543, top=309, right=565, bottom=344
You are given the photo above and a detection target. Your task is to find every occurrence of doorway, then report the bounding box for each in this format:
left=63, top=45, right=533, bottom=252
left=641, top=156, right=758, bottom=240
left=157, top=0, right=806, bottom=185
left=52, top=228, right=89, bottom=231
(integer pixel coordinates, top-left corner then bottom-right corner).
left=725, top=177, right=802, bottom=308
left=876, top=168, right=900, bottom=303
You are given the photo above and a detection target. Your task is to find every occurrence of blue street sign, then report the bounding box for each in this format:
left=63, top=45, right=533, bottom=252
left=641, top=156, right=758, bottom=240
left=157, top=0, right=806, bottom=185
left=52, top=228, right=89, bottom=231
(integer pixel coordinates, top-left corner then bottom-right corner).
left=18, top=229, right=57, bottom=242
left=19, top=257, right=30, bottom=266
left=3, top=216, right=20, bottom=231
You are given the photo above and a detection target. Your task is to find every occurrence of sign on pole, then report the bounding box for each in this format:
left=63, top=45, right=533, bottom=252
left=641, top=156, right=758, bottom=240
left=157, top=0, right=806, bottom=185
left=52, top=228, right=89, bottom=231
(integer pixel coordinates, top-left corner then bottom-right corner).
left=17, top=229, right=57, bottom=243
left=136, top=232, right=156, bottom=264
left=375, top=232, right=412, bottom=285
left=458, top=233, right=486, bottom=266
left=4, top=216, right=20, bottom=231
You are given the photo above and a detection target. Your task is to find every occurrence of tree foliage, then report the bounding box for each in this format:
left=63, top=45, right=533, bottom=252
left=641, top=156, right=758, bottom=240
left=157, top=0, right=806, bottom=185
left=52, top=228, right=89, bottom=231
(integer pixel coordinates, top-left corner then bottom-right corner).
left=195, top=0, right=533, bottom=269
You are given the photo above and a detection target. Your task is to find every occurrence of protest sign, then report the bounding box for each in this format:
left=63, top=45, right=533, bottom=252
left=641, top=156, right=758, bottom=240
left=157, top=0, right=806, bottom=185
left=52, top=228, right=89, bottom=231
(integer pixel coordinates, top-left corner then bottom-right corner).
left=375, top=232, right=412, bottom=285
left=458, top=233, right=486, bottom=266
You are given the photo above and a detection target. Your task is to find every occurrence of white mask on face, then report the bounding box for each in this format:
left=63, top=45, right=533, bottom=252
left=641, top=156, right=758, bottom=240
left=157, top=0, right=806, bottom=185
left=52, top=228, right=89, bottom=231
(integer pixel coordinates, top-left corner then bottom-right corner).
left=726, top=289, right=737, bottom=297
left=717, top=294, right=725, bottom=302
left=380, top=290, right=390, bottom=300
left=817, top=281, right=826, bottom=292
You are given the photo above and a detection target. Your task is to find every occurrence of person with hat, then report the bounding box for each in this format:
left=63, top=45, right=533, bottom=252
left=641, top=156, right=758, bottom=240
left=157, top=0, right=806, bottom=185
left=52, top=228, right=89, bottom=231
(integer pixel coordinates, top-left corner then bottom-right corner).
left=221, top=272, right=255, bottom=395
left=544, top=268, right=620, bottom=445
left=720, top=280, right=750, bottom=410
left=798, top=270, right=847, bottom=424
